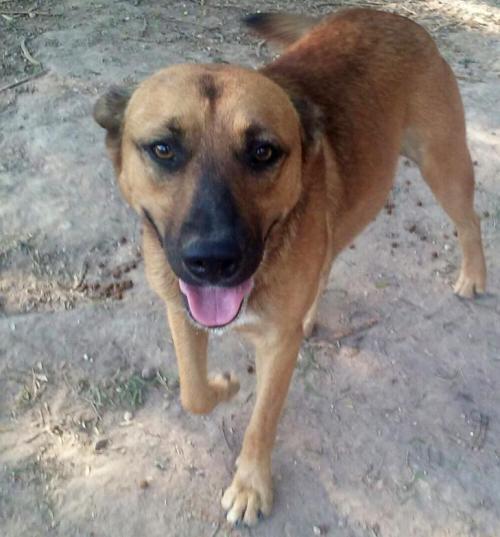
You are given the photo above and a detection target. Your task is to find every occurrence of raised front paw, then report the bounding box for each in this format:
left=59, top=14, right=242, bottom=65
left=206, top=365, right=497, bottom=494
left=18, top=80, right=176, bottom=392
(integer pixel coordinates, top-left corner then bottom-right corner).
left=181, top=372, right=239, bottom=414
left=209, top=372, right=240, bottom=404
left=221, top=459, right=273, bottom=526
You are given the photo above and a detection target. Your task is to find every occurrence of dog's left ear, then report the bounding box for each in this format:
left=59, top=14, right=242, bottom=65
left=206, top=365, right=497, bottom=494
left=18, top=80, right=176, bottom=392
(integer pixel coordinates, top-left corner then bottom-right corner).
left=265, top=73, right=324, bottom=155
left=93, top=85, right=133, bottom=172
left=289, top=94, right=324, bottom=153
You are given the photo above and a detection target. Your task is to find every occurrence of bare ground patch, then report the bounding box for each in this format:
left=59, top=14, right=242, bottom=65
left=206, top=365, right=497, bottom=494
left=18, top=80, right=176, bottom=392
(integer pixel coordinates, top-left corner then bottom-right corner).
left=1, top=1, right=499, bottom=536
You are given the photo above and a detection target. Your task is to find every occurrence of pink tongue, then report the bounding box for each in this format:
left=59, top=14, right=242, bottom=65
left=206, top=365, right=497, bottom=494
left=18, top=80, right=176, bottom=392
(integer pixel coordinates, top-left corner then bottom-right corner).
left=179, top=278, right=253, bottom=327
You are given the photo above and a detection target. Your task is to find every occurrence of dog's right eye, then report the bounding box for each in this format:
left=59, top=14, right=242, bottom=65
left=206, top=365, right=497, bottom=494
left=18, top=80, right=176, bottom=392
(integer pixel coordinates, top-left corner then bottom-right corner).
left=145, top=140, right=187, bottom=172
left=151, top=142, right=175, bottom=161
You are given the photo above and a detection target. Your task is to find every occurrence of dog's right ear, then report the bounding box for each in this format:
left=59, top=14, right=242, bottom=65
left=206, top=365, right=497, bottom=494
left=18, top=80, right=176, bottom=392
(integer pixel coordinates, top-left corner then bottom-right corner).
left=93, top=85, right=133, bottom=173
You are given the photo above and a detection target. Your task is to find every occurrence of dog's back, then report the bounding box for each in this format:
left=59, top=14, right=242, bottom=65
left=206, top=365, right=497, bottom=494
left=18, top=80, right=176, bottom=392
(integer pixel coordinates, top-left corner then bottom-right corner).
left=247, top=9, right=439, bottom=171
left=246, top=9, right=485, bottom=297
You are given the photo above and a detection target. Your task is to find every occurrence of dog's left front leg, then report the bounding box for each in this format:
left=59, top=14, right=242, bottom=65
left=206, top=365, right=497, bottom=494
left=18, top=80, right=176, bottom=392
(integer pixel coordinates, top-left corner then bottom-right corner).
left=222, top=327, right=303, bottom=525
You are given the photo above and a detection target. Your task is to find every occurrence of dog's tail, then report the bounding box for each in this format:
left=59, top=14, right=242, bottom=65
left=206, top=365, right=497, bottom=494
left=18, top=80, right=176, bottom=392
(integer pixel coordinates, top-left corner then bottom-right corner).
left=243, top=12, right=319, bottom=46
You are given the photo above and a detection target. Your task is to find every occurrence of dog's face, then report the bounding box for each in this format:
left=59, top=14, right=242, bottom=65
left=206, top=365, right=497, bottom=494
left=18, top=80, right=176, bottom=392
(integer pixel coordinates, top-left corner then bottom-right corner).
left=94, top=64, right=320, bottom=328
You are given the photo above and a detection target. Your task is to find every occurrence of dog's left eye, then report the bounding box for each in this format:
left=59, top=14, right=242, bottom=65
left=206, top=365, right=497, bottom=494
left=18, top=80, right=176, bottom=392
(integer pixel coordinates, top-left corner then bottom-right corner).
left=248, top=143, right=282, bottom=169
left=254, top=144, right=274, bottom=162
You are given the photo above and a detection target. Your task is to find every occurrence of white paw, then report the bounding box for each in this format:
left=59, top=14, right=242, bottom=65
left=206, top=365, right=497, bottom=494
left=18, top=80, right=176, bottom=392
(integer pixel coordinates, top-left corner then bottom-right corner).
left=221, top=462, right=273, bottom=526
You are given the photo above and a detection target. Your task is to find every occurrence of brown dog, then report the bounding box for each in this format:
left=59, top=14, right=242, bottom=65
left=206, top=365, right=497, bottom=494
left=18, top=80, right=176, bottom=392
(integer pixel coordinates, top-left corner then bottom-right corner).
left=93, top=9, right=486, bottom=525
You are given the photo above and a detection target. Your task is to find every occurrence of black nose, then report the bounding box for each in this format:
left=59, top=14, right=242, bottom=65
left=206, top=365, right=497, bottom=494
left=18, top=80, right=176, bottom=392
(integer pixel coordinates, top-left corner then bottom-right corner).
left=182, top=238, right=242, bottom=284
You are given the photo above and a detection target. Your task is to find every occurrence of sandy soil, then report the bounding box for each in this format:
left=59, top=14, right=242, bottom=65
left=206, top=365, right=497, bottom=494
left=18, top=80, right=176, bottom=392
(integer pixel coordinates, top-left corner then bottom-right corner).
left=1, top=1, right=499, bottom=536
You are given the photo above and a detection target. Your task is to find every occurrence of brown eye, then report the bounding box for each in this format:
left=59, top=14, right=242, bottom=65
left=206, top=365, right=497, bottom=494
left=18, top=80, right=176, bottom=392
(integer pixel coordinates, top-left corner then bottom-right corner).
left=253, top=144, right=274, bottom=162
left=245, top=141, right=283, bottom=171
left=152, top=142, right=175, bottom=160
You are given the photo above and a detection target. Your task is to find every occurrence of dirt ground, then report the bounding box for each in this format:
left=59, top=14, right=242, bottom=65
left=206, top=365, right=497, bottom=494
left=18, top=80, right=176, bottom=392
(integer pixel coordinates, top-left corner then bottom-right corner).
left=0, top=1, right=499, bottom=536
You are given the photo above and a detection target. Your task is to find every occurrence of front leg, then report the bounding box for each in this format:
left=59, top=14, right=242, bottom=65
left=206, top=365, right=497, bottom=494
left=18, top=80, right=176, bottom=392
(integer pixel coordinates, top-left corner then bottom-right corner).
left=222, top=327, right=303, bottom=525
left=167, top=305, right=240, bottom=414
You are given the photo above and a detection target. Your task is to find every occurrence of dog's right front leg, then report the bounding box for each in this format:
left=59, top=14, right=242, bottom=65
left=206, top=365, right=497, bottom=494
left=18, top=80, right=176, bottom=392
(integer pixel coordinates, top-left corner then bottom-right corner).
left=167, top=306, right=240, bottom=414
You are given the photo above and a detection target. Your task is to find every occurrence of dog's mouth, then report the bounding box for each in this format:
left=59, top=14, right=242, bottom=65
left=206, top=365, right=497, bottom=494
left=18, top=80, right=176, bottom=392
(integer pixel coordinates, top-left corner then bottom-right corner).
left=179, top=278, right=254, bottom=328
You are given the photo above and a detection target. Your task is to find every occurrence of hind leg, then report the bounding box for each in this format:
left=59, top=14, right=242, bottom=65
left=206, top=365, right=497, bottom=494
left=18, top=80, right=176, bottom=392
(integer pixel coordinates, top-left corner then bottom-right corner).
left=404, top=60, right=486, bottom=298
left=419, top=147, right=486, bottom=297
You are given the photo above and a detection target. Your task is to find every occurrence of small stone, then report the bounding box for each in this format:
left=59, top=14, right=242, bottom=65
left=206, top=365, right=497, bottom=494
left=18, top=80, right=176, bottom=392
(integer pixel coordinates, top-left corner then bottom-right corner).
left=123, top=411, right=133, bottom=422
left=203, top=15, right=221, bottom=29
left=94, top=438, right=109, bottom=452
left=141, top=366, right=157, bottom=380
left=313, top=525, right=327, bottom=535
left=139, top=479, right=149, bottom=489
left=121, top=279, right=133, bottom=290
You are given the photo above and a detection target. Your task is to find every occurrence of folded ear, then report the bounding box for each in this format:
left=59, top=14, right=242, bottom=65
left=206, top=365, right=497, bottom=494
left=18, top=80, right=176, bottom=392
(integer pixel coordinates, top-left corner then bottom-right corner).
left=261, top=69, right=324, bottom=156
left=93, top=85, right=133, bottom=172
left=289, top=94, right=324, bottom=153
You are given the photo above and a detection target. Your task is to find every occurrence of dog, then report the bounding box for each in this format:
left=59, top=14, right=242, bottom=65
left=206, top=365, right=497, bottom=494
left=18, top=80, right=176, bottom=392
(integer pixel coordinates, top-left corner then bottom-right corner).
left=93, top=8, right=486, bottom=526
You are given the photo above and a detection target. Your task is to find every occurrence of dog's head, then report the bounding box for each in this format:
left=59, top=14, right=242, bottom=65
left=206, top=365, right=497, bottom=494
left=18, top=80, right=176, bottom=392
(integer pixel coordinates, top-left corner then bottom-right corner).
left=94, top=64, right=321, bottom=329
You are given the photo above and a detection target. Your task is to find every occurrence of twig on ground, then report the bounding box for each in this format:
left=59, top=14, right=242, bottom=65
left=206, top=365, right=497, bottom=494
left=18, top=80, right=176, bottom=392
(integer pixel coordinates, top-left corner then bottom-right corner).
left=25, top=430, right=49, bottom=443
left=470, top=412, right=489, bottom=451
left=79, top=395, right=103, bottom=422
left=317, top=1, right=384, bottom=7
left=257, top=39, right=266, bottom=58
left=0, top=10, right=53, bottom=16
left=140, top=14, right=148, bottom=36
left=456, top=75, right=484, bottom=83
left=73, top=261, right=89, bottom=291
left=20, top=37, right=40, bottom=66
left=0, top=69, right=48, bottom=93
left=221, top=417, right=234, bottom=452
left=332, top=318, right=379, bottom=342
left=398, top=5, right=417, bottom=16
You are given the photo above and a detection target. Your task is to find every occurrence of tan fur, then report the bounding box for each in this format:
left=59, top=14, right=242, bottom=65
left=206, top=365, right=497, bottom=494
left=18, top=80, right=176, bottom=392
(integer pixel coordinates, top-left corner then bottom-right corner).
left=94, top=8, right=486, bottom=525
